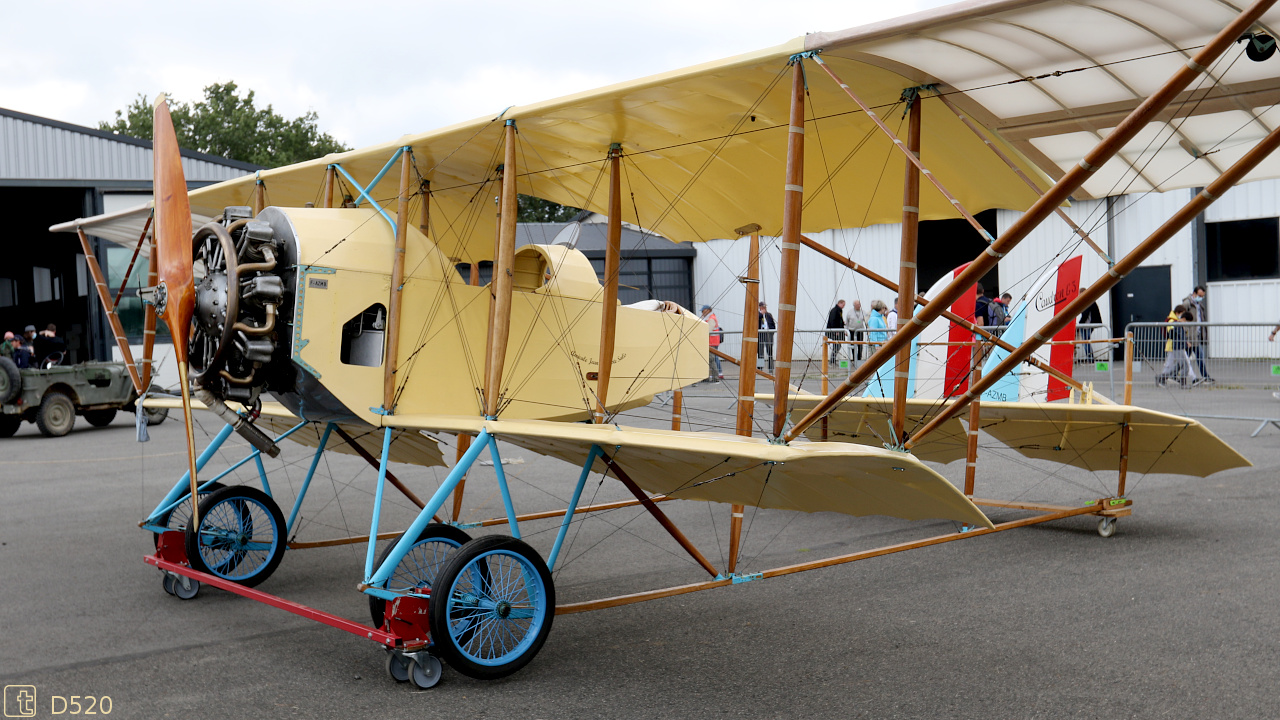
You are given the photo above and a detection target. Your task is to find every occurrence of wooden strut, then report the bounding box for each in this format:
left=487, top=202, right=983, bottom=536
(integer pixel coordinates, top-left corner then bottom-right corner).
left=76, top=229, right=144, bottom=393
left=485, top=122, right=520, bottom=417
left=451, top=264, right=483, bottom=520
left=328, top=425, right=441, bottom=521
left=782, top=0, right=1275, bottom=444
left=797, top=235, right=1091, bottom=397
left=595, top=146, right=624, bottom=423
left=711, top=347, right=776, bottom=383
left=892, top=95, right=922, bottom=444
left=729, top=232, right=761, bottom=574
left=772, top=61, right=806, bottom=439
left=671, top=389, right=682, bottom=431
left=555, top=502, right=1106, bottom=615
left=907, top=116, right=1280, bottom=449
left=821, top=338, right=829, bottom=440
left=963, top=343, right=983, bottom=496
left=934, top=92, right=1112, bottom=266
left=114, top=214, right=153, bottom=307
left=382, top=148, right=414, bottom=413
left=252, top=180, right=265, bottom=215
left=323, top=166, right=335, bottom=209
left=141, top=235, right=159, bottom=389
left=600, top=452, right=720, bottom=578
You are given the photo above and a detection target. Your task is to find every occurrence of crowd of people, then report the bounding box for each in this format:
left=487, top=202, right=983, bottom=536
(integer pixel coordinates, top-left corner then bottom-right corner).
left=0, top=324, right=66, bottom=369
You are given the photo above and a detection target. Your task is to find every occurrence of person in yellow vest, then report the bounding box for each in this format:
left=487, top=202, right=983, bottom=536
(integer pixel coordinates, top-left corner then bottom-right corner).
left=700, top=305, right=723, bottom=382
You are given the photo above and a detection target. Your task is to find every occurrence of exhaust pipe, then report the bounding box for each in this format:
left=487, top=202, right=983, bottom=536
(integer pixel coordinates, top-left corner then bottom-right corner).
left=194, top=388, right=281, bottom=458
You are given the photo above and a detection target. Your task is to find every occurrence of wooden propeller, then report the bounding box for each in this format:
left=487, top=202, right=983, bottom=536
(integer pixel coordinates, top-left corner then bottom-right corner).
left=152, top=95, right=203, bottom=529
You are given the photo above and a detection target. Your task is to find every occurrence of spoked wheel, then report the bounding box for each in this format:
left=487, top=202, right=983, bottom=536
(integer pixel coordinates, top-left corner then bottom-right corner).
left=428, top=536, right=555, bottom=680
left=368, top=523, right=472, bottom=628
left=151, top=481, right=227, bottom=548
left=185, top=485, right=286, bottom=587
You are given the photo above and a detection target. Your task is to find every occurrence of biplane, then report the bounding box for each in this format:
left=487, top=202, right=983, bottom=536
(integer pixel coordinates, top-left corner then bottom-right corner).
left=50, top=0, right=1274, bottom=688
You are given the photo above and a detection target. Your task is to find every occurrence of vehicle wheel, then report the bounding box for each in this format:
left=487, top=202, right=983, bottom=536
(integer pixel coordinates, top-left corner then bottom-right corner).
left=0, top=415, right=21, bottom=438
left=369, top=523, right=472, bottom=628
left=1097, top=517, right=1117, bottom=538
left=172, top=576, right=201, bottom=600
left=0, top=357, right=20, bottom=403
left=410, top=654, right=443, bottom=689
left=186, top=485, right=286, bottom=587
left=84, top=408, right=118, bottom=427
left=36, top=391, right=75, bottom=437
left=162, top=574, right=176, bottom=596
left=385, top=652, right=411, bottom=683
left=428, top=536, right=555, bottom=681
left=152, top=481, right=228, bottom=548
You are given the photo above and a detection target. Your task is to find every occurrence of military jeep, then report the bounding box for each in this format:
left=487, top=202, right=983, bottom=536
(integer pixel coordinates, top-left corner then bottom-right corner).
left=0, top=359, right=167, bottom=438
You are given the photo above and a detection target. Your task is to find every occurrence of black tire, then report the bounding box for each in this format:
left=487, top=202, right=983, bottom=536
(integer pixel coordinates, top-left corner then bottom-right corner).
left=130, top=384, right=169, bottom=426
left=0, top=357, right=19, bottom=403
left=429, top=536, right=555, bottom=680
left=36, top=391, right=75, bottom=437
left=0, top=414, right=21, bottom=438
left=368, top=523, right=472, bottom=628
left=151, top=481, right=228, bottom=547
left=84, top=408, right=118, bottom=427
left=186, top=485, right=286, bottom=588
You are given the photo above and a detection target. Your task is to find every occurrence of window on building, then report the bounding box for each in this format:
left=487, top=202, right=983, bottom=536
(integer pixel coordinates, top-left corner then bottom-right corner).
left=589, top=256, right=693, bottom=310
left=32, top=267, right=54, bottom=303
left=0, top=278, right=16, bottom=307
left=1206, top=218, right=1280, bottom=281
left=104, top=246, right=171, bottom=343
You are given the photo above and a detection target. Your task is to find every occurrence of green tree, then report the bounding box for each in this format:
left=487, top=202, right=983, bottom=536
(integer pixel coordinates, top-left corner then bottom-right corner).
left=99, top=82, right=349, bottom=168
left=518, top=195, right=581, bottom=222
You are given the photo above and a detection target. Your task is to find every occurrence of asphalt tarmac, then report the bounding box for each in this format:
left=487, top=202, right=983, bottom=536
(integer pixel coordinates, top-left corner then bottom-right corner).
left=1, top=383, right=1277, bottom=719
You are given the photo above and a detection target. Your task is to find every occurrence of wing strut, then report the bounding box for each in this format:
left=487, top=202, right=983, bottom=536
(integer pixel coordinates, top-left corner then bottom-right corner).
left=601, top=452, right=720, bottom=578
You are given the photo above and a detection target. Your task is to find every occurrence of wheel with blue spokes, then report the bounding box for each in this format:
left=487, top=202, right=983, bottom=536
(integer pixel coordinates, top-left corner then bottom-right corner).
left=429, top=536, right=555, bottom=680
left=185, top=485, right=286, bottom=588
left=368, top=523, right=472, bottom=628
left=151, top=481, right=227, bottom=548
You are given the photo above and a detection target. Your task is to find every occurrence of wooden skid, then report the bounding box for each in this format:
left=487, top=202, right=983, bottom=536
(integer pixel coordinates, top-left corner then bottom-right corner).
left=556, top=501, right=1109, bottom=615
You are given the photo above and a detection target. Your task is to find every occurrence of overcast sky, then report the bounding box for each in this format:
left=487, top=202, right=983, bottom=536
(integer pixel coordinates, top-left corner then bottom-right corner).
left=5, top=0, right=950, bottom=150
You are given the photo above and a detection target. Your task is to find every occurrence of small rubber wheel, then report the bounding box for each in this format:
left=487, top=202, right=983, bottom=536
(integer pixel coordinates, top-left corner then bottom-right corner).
left=410, top=655, right=443, bottom=689
left=386, top=652, right=411, bottom=683
left=36, top=391, right=75, bottom=437
left=84, top=408, right=118, bottom=427
left=0, top=415, right=21, bottom=438
left=186, top=485, right=286, bottom=587
left=151, top=481, right=227, bottom=548
left=1097, top=517, right=1117, bottom=538
left=172, top=576, right=200, bottom=600
left=0, top=357, right=20, bottom=403
left=369, top=523, right=472, bottom=628
left=139, top=385, right=169, bottom=426
left=162, top=574, right=176, bottom=596
left=429, top=536, right=555, bottom=681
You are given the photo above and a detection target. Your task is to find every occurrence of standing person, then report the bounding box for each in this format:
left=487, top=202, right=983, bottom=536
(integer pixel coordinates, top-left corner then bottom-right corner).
left=757, top=302, right=776, bottom=373
left=868, top=300, right=889, bottom=356
left=0, top=332, right=15, bottom=359
left=9, top=335, right=31, bottom=369
left=33, top=323, right=65, bottom=366
left=886, top=297, right=899, bottom=338
left=826, top=300, right=847, bottom=362
left=844, top=300, right=868, bottom=362
left=1181, top=285, right=1214, bottom=383
left=1077, top=293, right=1103, bottom=364
left=700, top=305, right=723, bottom=382
left=973, top=284, right=993, bottom=327
left=1155, top=305, right=1187, bottom=386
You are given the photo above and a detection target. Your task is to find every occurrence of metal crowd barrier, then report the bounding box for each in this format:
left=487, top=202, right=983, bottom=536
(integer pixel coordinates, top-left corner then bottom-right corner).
left=1123, top=321, right=1280, bottom=434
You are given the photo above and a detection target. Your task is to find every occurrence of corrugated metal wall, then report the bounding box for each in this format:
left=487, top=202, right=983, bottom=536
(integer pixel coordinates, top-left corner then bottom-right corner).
left=0, top=112, right=250, bottom=183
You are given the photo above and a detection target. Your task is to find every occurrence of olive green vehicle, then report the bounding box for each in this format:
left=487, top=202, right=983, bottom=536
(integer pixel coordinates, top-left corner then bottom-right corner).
left=0, top=359, right=167, bottom=438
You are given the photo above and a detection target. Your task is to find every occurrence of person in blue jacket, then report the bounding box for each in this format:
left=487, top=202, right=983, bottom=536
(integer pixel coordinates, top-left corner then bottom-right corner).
left=868, top=299, right=889, bottom=352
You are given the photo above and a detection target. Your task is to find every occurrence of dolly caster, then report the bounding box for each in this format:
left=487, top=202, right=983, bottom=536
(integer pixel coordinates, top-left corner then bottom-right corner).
left=1097, top=517, right=1117, bottom=538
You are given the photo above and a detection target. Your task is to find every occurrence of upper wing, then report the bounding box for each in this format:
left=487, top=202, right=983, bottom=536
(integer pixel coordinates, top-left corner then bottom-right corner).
left=384, top=414, right=993, bottom=529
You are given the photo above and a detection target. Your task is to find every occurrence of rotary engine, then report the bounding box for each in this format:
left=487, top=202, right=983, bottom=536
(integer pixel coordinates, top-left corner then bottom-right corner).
left=185, top=206, right=296, bottom=455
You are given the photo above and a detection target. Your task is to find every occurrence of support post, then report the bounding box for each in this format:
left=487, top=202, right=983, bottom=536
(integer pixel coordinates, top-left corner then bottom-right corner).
left=418, top=180, right=430, bottom=236
left=595, top=145, right=624, bottom=423
left=772, top=60, right=806, bottom=439
left=382, top=147, right=414, bottom=414
left=820, top=337, right=829, bottom=441
left=907, top=119, right=1280, bottom=448
left=323, top=166, right=336, bottom=209
left=1123, top=332, right=1134, bottom=405
left=783, top=0, right=1274, bottom=444
left=486, top=122, right=520, bottom=418
left=76, top=229, right=143, bottom=393
left=671, top=389, right=682, bottom=431
left=729, top=232, right=761, bottom=574
left=963, top=342, right=983, bottom=496
left=329, top=425, right=437, bottom=516
left=892, top=94, right=922, bottom=444
left=1117, top=420, right=1131, bottom=497
left=252, top=178, right=265, bottom=215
